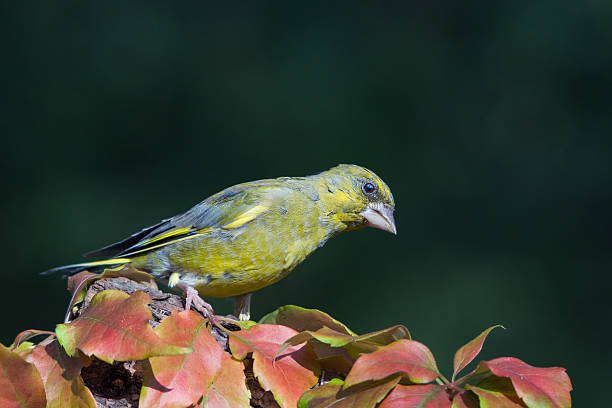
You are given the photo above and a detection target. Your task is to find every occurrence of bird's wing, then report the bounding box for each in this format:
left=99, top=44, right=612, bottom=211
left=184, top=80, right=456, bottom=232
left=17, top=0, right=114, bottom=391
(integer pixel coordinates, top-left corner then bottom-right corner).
left=84, top=182, right=278, bottom=259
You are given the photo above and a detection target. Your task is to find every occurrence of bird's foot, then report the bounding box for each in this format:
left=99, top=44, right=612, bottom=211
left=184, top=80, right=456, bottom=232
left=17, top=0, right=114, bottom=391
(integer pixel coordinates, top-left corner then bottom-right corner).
left=180, top=284, right=217, bottom=324
left=234, top=292, right=252, bottom=321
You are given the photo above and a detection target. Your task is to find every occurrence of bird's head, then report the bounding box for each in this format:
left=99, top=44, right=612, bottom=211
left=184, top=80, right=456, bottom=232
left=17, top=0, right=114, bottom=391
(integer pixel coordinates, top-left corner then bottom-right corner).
left=313, top=164, right=396, bottom=234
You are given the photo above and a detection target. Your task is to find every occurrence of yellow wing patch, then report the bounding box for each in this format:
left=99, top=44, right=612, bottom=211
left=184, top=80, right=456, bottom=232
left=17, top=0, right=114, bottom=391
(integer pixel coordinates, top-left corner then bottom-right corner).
left=222, top=205, right=268, bottom=229
left=79, top=258, right=132, bottom=267
left=122, top=234, right=203, bottom=257
left=139, top=227, right=194, bottom=246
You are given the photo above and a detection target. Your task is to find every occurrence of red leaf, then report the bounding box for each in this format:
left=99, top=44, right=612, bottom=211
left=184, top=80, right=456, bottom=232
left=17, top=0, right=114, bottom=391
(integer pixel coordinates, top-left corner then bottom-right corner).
left=298, top=377, right=400, bottom=408
left=139, top=310, right=249, bottom=408
left=467, top=385, right=525, bottom=408
left=56, top=290, right=190, bottom=363
left=378, top=384, right=451, bottom=408
left=229, top=324, right=319, bottom=408
left=0, top=343, right=46, bottom=408
left=479, top=357, right=571, bottom=408
left=452, top=325, right=503, bottom=381
left=344, top=339, right=440, bottom=388
left=25, top=340, right=96, bottom=408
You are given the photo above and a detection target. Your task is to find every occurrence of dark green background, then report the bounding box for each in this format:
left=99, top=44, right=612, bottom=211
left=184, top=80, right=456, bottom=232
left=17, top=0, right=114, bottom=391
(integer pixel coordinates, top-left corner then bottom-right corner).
left=3, top=2, right=610, bottom=406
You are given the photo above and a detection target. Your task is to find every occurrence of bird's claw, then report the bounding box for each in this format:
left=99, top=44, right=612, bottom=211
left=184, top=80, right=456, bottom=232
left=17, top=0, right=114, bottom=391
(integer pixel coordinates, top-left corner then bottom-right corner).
left=183, top=285, right=217, bottom=324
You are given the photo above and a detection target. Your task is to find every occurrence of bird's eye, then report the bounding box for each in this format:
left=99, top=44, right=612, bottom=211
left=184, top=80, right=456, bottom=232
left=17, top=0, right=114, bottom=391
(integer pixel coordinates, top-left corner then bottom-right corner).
left=362, top=182, right=377, bottom=195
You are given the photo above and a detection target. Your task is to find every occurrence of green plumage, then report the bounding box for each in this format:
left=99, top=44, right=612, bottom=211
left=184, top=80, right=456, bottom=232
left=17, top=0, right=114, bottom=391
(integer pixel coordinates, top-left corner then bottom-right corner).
left=46, top=164, right=396, bottom=319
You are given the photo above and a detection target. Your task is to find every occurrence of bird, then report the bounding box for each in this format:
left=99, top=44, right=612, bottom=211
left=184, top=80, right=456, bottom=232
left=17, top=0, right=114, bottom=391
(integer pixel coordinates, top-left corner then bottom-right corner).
left=44, top=164, right=396, bottom=321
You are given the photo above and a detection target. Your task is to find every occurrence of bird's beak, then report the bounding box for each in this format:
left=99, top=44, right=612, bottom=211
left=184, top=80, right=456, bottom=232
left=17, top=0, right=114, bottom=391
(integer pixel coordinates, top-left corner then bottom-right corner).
left=360, top=203, right=397, bottom=235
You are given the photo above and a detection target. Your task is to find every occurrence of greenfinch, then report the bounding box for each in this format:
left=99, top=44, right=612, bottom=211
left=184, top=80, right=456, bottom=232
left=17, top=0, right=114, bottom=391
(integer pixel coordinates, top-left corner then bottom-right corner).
left=44, top=164, right=396, bottom=320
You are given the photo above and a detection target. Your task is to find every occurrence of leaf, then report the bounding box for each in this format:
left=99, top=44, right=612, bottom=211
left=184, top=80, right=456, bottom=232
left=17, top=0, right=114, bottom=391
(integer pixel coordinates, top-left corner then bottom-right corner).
left=0, top=343, right=46, bottom=408
left=277, top=325, right=410, bottom=368
left=229, top=324, right=320, bottom=408
left=12, top=341, right=37, bottom=359
left=298, top=377, right=400, bottom=408
left=298, top=378, right=345, bottom=408
left=452, top=325, right=504, bottom=381
left=451, top=392, right=480, bottom=408
left=56, top=290, right=191, bottom=363
left=378, top=384, right=451, bottom=408
left=478, top=357, right=571, bottom=408
left=475, top=376, right=521, bottom=402
left=309, top=340, right=356, bottom=374
left=344, top=339, right=440, bottom=388
left=260, top=305, right=356, bottom=334
left=25, top=340, right=96, bottom=408
left=65, top=265, right=156, bottom=322
left=139, top=310, right=249, bottom=408
left=11, top=330, right=56, bottom=350
left=467, top=385, right=525, bottom=408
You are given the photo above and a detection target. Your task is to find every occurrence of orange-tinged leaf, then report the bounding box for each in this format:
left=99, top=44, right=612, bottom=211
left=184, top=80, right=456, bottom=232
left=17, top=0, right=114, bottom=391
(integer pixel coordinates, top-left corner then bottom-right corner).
left=259, top=305, right=356, bottom=335
left=229, top=324, right=319, bottom=408
left=56, top=290, right=190, bottom=363
left=452, top=325, right=503, bottom=381
left=65, top=266, right=156, bottom=322
left=467, top=385, right=525, bottom=408
left=478, top=357, right=571, bottom=408
left=378, top=384, right=451, bottom=408
left=298, top=377, right=400, bottom=408
left=0, top=343, right=46, bottom=408
left=139, top=310, right=249, bottom=408
left=344, top=339, right=439, bottom=388
left=25, top=340, right=96, bottom=408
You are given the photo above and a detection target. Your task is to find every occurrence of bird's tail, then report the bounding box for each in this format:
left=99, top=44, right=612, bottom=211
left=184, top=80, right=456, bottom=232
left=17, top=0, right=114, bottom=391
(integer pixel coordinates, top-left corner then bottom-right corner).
left=41, top=258, right=132, bottom=276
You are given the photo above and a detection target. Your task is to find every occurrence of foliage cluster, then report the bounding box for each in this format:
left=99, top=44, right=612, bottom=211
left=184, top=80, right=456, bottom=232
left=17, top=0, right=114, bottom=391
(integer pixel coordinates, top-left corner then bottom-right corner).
left=0, top=272, right=571, bottom=408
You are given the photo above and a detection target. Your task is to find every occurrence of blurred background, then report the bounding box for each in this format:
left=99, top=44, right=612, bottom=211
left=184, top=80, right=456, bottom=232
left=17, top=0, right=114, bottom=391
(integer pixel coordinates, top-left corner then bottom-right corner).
left=2, top=2, right=610, bottom=405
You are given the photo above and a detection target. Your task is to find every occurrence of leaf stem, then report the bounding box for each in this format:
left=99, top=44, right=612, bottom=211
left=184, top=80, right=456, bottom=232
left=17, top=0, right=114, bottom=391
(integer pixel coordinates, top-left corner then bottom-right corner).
left=437, top=372, right=450, bottom=385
